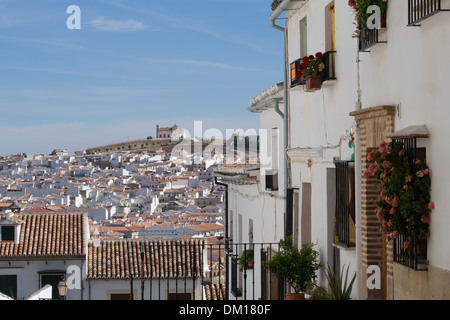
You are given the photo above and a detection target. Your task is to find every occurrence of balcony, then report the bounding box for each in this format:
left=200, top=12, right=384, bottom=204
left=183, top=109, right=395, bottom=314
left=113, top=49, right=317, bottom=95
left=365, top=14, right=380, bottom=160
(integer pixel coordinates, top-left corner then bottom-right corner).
left=290, top=51, right=336, bottom=89
left=408, top=0, right=450, bottom=26
left=359, top=26, right=387, bottom=52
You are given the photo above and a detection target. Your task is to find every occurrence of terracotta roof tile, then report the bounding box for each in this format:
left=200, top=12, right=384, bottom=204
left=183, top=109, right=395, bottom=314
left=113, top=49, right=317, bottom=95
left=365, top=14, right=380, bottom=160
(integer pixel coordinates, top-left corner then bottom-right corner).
left=0, top=213, right=87, bottom=258
left=87, top=239, right=204, bottom=279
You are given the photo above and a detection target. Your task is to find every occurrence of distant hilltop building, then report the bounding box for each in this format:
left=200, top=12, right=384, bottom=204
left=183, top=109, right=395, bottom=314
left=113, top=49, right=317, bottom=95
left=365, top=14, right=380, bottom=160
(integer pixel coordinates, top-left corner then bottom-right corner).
left=85, top=124, right=189, bottom=154
left=156, top=124, right=184, bottom=140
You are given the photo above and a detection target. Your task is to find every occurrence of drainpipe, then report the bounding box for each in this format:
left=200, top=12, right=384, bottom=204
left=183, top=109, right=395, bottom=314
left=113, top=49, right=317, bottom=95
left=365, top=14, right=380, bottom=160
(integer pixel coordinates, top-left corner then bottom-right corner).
left=269, top=1, right=291, bottom=239
left=214, top=176, right=229, bottom=300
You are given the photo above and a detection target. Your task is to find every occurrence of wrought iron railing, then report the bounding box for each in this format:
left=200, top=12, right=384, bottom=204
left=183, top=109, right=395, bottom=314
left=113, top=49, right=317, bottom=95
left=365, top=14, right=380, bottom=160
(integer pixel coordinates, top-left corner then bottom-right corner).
left=109, top=240, right=283, bottom=300
left=226, top=241, right=282, bottom=300
left=359, top=26, right=382, bottom=52
left=408, top=0, right=450, bottom=26
left=393, top=228, right=428, bottom=271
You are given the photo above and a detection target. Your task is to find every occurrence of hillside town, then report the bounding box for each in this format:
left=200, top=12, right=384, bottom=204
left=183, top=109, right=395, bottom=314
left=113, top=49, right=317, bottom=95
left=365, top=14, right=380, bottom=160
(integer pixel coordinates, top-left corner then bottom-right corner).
left=0, top=145, right=225, bottom=242
left=1, top=0, right=450, bottom=304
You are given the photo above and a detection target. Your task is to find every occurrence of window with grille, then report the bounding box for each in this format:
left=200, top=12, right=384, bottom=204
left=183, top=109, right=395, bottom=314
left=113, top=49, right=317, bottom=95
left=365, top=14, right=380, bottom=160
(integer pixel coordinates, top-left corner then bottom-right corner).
left=334, top=160, right=356, bottom=247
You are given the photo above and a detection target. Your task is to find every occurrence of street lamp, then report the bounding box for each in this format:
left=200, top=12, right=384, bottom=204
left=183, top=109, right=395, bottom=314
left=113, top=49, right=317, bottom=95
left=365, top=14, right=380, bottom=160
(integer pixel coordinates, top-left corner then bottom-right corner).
left=57, top=277, right=68, bottom=300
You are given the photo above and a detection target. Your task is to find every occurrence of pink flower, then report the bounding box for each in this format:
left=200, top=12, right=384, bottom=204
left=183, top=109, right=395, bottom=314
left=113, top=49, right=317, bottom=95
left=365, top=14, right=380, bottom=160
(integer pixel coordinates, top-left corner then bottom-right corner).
left=428, top=202, right=435, bottom=210
left=405, top=175, right=412, bottom=182
left=392, top=230, right=399, bottom=239
left=368, top=163, right=377, bottom=175
left=367, top=149, right=376, bottom=162
left=421, top=214, right=429, bottom=223
left=363, top=170, right=370, bottom=179
left=417, top=170, right=424, bottom=178
left=390, top=207, right=395, bottom=215
left=403, top=185, right=408, bottom=190
left=403, top=241, right=409, bottom=249
left=392, top=197, right=398, bottom=207
left=387, top=235, right=392, bottom=242
left=376, top=210, right=382, bottom=219
left=382, top=160, right=391, bottom=169
left=424, top=169, right=429, bottom=175
left=387, top=221, right=392, bottom=227
left=399, top=149, right=405, bottom=156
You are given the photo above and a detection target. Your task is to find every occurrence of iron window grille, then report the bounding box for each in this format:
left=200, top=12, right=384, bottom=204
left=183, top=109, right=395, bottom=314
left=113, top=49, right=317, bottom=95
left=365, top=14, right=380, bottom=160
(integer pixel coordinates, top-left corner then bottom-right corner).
left=408, top=0, right=450, bottom=26
left=334, top=160, right=356, bottom=247
left=391, top=137, right=428, bottom=270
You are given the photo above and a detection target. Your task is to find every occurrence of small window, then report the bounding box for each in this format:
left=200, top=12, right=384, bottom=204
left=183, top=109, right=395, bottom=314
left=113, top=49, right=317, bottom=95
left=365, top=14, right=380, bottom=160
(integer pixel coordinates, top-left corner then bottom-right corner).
left=1, top=226, right=15, bottom=241
left=40, top=273, right=66, bottom=300
left=0, top=275, right=17, bottom=299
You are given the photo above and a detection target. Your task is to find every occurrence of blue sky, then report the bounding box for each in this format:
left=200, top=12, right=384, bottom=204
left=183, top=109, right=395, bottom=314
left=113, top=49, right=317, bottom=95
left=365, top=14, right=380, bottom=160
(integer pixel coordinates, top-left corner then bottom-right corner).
left=0, top=0, right=284, bottom=156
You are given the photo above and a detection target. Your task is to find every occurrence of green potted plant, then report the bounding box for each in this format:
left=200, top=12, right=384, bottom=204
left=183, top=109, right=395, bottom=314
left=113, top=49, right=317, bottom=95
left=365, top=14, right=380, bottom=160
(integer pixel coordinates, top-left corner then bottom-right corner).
left=299, top=52, right=326, bottom=92
left=239, top=249, right=254, bottom=272
left=324, top=263, right=356, bottom=300
left=349, top=0, right=388, bottom=39
left=263, top=236, right=321, bottom=300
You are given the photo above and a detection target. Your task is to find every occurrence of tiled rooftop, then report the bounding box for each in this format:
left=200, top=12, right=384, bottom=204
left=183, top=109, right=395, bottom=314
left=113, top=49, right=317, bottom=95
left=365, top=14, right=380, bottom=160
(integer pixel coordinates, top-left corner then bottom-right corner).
left=0, top=213, right=87, bottom=258
left=204, top=283, right=226, bottom=300
left=271, top=0, right=283, bottom=11
left=87, top=239, right=204, bottom=279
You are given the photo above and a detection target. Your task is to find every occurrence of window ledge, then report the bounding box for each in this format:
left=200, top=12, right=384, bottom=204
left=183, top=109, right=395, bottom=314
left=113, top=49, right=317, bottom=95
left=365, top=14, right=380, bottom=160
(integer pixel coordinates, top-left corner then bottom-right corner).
left=333, top=243, right=356, bottom=251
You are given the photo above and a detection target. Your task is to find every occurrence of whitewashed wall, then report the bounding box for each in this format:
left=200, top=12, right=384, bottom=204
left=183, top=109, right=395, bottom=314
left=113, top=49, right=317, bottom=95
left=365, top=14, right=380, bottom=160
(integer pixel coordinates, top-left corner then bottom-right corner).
left=359, top=0, right=450, bottom=272
left=284, top=0, right=361, bottom=299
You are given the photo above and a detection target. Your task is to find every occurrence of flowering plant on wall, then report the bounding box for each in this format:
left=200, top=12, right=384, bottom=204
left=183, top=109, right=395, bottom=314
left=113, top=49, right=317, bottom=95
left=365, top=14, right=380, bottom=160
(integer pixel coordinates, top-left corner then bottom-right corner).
left=364, top=141, right=433, bottom=249
left=299, top=52, right=325, bottom=79
left=348, top=0, right=388, bottom=38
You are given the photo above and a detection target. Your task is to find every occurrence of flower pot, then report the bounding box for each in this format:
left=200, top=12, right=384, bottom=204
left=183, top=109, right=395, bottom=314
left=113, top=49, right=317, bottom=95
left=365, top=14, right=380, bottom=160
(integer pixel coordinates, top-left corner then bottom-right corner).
left=305, top=76, right=322, bottom=92
left=285, top=293, right=305, bottom=300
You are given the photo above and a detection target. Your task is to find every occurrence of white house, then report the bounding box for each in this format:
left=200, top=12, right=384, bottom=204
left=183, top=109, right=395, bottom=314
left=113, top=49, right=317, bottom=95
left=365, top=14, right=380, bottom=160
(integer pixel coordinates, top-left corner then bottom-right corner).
left=267, top=0, right=450, bottom=300
left=349, top=0, right=450, bottom=300
left=0, top=213, right=89, bottom=300
left=214, top=82, right=287, bottom=300
left=86, top=239, right=206, bottom=300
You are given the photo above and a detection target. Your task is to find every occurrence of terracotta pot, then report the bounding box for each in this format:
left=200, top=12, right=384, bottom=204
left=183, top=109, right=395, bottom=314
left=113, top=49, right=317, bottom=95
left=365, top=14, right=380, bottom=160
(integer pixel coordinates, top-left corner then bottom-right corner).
left=285, top=293, right=305, bottom=300
left=305, top=76, right=322, bottom=92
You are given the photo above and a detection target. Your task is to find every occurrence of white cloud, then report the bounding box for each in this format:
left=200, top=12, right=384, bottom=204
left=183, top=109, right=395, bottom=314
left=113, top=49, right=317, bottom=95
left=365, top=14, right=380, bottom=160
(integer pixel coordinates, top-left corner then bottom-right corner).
left=89, top=17, right=149, bottom=32
left=143, top=57, right=262, bottom=72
